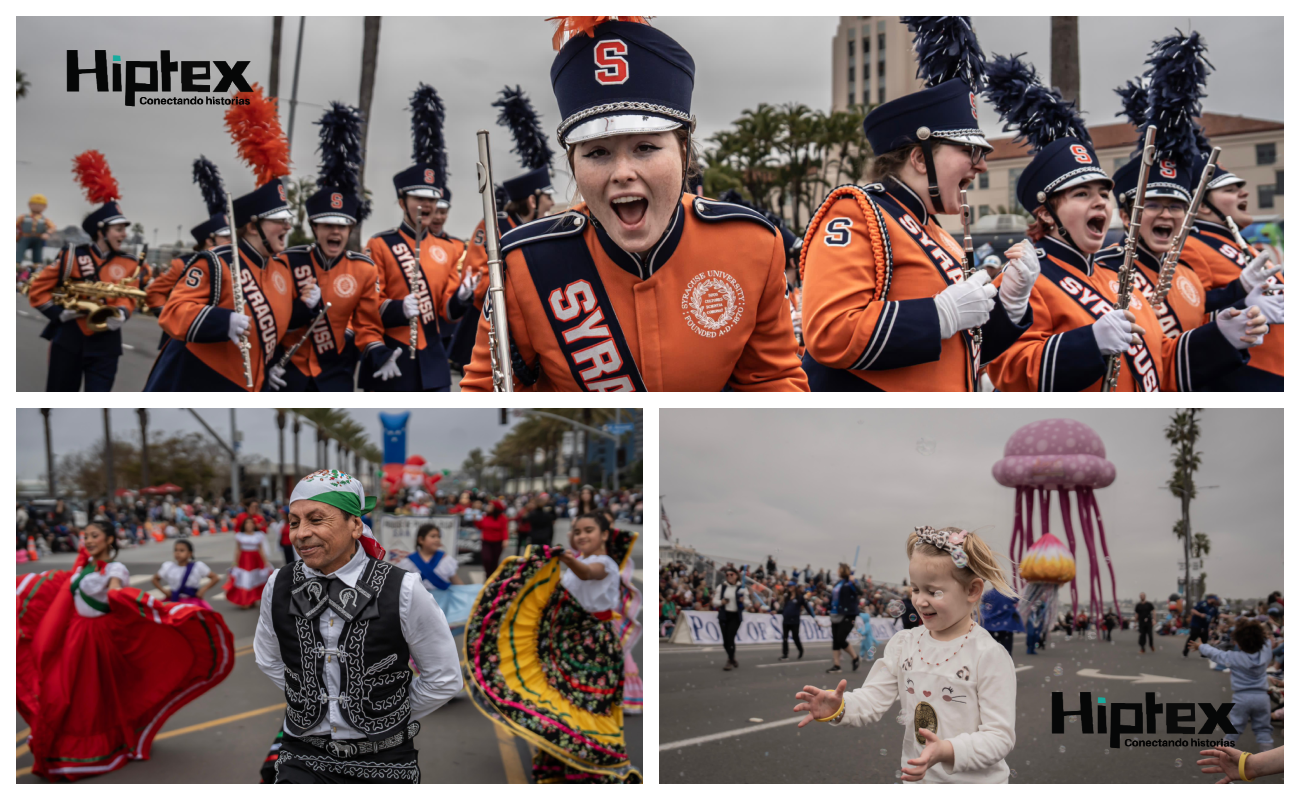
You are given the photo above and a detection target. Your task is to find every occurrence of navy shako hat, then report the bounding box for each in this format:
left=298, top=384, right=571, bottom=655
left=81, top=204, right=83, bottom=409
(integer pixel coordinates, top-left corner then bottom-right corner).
left=493, top=86, right=555, bottom=202
left=1015, top=137, right=1111, bottom=213
left=190, top=212, right=230, bottom=244
left=392, top=163, right=441, bottom=199
left=1113, top=154, right=1192, bottom=208
left=191, top=156, right=228, bottom=244
left=502, top=166, right=554, bottom=204
left=232, top=177, right=293, bottom=229
left=397, top=84, right=450, bottom=200
left=862, top=79, right=989, bottom=155
left=82, top=201, right=129, bottom=238
left=550, top=18, right=695, bottom=147
left=436, top=186, right=451, bottom=209
left=309, top=102, right=367, bottom=226
left=1205, top=161, right=1245, bottom=191
left=306, top=186, right=361, bottom=226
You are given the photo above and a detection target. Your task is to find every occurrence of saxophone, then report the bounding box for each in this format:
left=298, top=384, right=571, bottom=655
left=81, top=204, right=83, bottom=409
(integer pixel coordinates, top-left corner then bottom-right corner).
left=476, top=130, right=514, bottom=393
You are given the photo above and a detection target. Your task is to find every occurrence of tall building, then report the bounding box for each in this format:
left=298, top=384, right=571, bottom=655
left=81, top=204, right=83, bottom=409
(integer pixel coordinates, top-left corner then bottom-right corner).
left=830, top=16, right=925, bottom=112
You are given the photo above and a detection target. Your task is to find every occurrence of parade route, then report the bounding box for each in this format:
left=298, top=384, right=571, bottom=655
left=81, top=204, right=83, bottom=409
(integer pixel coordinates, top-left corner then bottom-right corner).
left=17, top=526, right=644, bottom=783
left=660, top=628, right=1282, bottom=783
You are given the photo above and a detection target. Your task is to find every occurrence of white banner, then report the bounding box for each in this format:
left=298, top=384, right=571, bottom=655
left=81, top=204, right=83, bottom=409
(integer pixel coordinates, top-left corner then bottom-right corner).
left=377, top=515, right=460, bottom=560
left=670, top=611, right=901, bottom=646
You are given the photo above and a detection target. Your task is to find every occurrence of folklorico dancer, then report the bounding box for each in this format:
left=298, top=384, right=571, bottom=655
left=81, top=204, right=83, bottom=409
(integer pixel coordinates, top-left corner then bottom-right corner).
left=16, top=520, right=235, bottom=781
left=270, top=102, right=388, bottom=391
left=28, top=151, right=140, bottom=391
left=605, top=513, right=644, bottom=715
left=465, top=512, right=642, bottom=782
left=393, top=523, right=480, bottom=634
left=146, top=157, right=232, bottom=352
left=225, top=515, right=273, bottom=608
left=448, top=85, right=556, bottom=368
left=461, top=16, right=808, bottom=391
left=253, top=470, right=462, bottom=783
left=799, top=17, right=1035, bottom=391
left=151, top=539, right=221, bottom=610
left=146, top=85, right=321, bottom=391
left=980, top=51, right=1266, bottom=391
left=363, top=84, right=473, bottom=391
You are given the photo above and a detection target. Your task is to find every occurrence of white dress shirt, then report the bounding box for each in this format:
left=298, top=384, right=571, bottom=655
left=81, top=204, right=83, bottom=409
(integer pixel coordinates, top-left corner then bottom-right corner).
left=253, top=544, right=464, bottom=739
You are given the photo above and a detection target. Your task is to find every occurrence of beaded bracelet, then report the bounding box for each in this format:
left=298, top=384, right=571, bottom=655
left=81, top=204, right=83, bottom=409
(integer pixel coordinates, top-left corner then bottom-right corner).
left=816, top=698, right=846, bottom=723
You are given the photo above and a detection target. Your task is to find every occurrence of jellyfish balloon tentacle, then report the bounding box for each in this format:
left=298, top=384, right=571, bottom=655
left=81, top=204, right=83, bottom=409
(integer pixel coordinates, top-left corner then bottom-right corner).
left=992, top=419, right=1121, bottom=639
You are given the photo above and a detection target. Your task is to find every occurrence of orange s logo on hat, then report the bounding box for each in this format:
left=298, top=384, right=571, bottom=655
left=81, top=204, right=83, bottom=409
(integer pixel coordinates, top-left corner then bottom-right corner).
left=594, top=39, right=630, bottom=85
left=278, top=184, right=288, bottom=202
left=969, top=92, right=978, bottom=121
left=1159, top=160, right=1178, bottom=179
left=424, top=168, right=435, bottom=184
left=330, top=193, right=343, bottom=209
left=1070, top=144, right=1093, bottom=164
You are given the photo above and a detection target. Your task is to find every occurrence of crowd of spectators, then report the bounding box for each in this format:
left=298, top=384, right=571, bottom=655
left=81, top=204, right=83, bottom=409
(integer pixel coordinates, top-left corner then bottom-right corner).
left=16, top=494, right=260, bottom=554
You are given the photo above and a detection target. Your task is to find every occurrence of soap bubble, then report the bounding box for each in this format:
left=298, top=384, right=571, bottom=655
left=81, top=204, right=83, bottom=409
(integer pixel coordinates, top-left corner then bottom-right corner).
left=880, top=749, right=888, bottom=756
left=1067, top=715, right=1079, bottom=724
left=934, top=590, right=944, bottom=599
left=887, top=599, right=905, bottom=618
left=1156, top=692, right=1162, bottom=698
left=868, top=647, right=876, bottom=659
left=1044, top=677, right=1050, bottom=683
left=1053, top=665, right=1063, bottom=676
left=1104, top=749, right=1110, bottom=755
left=1087, top=631, right=1096, bottom=641
left=895, top=771, right=903, bottom=779
left=952, top=548, right=969, bottom=569
left=1010, top=769, right=1018, bottom=779
left=1059, top=746, right=1066, bottom=754
left=1174, top=758, right=1183, bottom=768
left=909, top=614, right=918, bottom=622
left=1050, top=643, right=1056, bottom=649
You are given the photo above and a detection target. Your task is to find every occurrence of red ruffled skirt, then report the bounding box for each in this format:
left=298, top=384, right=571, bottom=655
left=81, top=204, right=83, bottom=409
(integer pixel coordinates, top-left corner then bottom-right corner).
left=224, top=549, right=271, bottom=608
left=16, top=558, right=235, bottom=781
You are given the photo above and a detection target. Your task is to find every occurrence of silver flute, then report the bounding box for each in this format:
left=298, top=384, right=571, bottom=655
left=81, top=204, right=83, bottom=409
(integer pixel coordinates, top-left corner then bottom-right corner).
left=958, top=188, right=982, bottom=349
left=476, top=130, right=514, bottom=393
left=1152, top=147, right=1219, bottom=307
left=225, top=191, right=253, bottom=388
left=274, top=302, right=332, bottom=372
left=1102, top=126, right=1157, bottom=393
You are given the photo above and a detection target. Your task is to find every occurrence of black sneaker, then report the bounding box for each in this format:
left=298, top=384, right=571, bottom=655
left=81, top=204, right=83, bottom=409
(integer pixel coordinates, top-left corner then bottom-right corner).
left=853, top=656, right=861, bottom=671
left=826, top=665, right=843, bottom=674
left=779, top=655, right=789, bottom=661
left=797, top=651, right=804, bottom=660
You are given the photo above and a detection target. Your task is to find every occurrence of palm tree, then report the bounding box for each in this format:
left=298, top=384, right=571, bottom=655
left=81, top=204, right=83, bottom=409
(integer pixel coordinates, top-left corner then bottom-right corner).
left=773, top=103, right=823, bottom=231
left=17, top=70, right=31, bottom=100
left=352, top=16, right=382, bottom=250
left=286, top=177, right=316, bottom=247
left=1050, top=17, right=1080, bottom=104
left=269, top=17, right=283, bottom=98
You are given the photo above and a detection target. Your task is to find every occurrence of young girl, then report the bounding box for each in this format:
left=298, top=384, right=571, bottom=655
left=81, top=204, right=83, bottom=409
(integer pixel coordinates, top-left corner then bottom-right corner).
left=396, top=523, right=477, bottom=634
left=793, top=526, right=1017, bottom=783
left=16, top=520, right=234, bottom=780
left=224, top=516, right=272, bottom=608
left=152, top=539, right=220, bottom=609
left=464, top=511, right=639, bottom=782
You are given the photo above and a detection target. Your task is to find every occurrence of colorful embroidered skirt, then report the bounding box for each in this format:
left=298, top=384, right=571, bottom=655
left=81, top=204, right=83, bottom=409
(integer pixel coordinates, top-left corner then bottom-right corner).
left=464, top=546, right=638, bottom=782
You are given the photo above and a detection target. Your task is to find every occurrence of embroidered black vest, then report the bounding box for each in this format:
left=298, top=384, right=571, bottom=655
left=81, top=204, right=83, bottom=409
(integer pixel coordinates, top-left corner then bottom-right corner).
left=271, top=555, right=411, bottom=740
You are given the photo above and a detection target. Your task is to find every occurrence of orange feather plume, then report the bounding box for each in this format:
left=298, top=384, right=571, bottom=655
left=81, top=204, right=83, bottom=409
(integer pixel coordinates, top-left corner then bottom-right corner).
left=225, top=83, right=291, bottom=186
left=548, top=16, right=648, bottom=50
left=71, top=150, right=120, bottom=204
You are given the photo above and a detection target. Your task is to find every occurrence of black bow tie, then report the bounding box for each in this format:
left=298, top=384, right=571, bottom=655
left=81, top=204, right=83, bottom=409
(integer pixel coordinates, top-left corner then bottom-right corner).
left=290, top=574, right=378, bottom=622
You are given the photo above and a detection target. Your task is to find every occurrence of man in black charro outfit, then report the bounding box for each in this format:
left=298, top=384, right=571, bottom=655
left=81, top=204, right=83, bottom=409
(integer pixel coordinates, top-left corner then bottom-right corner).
left=254, top=470, right=461, bottom=783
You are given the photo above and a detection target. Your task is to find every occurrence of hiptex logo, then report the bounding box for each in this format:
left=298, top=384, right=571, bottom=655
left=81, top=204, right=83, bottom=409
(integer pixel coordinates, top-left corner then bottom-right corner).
left=66, top=50, right=252, bottom=107
left=1053, top=692, right=1237, bottom=748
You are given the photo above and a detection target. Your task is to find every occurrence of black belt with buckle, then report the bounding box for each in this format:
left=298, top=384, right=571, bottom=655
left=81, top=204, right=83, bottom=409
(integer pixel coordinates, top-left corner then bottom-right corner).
left=295, top=721, right=420, bottom=759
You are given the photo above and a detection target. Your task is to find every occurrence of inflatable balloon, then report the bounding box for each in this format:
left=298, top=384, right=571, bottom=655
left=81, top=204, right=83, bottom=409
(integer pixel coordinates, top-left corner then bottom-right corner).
left=993, top=418, right=1120, bottom=631
left=1016, top=532, right=1074, bottom=644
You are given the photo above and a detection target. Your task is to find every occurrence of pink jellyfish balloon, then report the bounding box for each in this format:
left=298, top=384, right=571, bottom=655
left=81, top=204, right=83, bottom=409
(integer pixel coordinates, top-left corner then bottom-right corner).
left=992, top=419, right=1120, bottom=629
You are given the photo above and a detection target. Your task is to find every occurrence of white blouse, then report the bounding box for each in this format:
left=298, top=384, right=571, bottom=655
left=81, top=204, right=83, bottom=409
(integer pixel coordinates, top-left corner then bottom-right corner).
left=156, top=560, right=213, bottom=592
left=560, top=554, right=620, bottom=614
left=235, top=531, right=268, bottom=552
left=74, top=562, right=131, bottom=618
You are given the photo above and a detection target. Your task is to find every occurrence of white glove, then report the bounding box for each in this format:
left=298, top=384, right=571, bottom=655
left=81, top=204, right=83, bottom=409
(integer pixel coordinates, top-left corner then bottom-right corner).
left=457, top=270, right=481, bottom=302
left=934, top=270, right=996, bottom=340
left=103, top=308, right=127, bottom=331
left=402, top=294, right=420, bottom=319
left=372, top=350, right=402, bottom=380
left=59, top=309, right=80, bottom=323
left=1092, top=309, right=1140, bottom=356
left=998, top=239, right=1040, bottom=323
left=228, top=312, right=251, bottom=344
left=1216, top=306, right=1268, bottom=350
left=266, top=364, right=287, bottom=391
left=300, top=282, right=321, bottom=309
left=1239, top=250, right=1283, bottom=294
left=1246, top=283, right=1285, bottom=325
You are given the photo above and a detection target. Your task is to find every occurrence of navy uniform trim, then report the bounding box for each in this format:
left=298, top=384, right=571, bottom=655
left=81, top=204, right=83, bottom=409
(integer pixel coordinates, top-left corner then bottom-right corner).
left=689, top=197, right=778, bottom=235
left=500, top=212, right=586, bottom=255
left=346, top=250, right=375, bottom=266
left=183, top=250, right=231, bottom=344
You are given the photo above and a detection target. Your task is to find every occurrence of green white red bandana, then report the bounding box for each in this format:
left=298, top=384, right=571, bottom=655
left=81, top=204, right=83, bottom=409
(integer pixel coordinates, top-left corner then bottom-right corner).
left=290, top=470, right=383, bottom=559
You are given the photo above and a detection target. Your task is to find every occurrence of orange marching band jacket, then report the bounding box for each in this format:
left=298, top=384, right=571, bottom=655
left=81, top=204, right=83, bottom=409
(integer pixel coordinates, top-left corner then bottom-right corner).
left=145, top=240, right=305, bottom=392
left=29, top=242, right=139, bottom=357
left=447, top=212, right=521, bottom=366
left=798, top=179, right=1032, bottom=391
left=459, top=195, right=809, bottom=392
left=1093, top=242, right=1226, bottom=338
left=363, top=222, right=470, bottom=391
left=1180, top=220, right=1283, bottom=389
left=985, top=236, right=1249, bottom=392
left=273, top=244, right=386, bottom=391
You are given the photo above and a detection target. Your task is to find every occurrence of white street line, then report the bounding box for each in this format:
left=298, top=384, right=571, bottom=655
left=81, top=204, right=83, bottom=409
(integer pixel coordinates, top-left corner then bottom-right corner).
left=661, top=716, right=803, bottom=751
left=18, top=309, right=31, bottom=317
left=1015, top=665, right=1033, bottom=673
left=123, top=343, right=135, bottom=350
left=756, top=659, right=832, bottom=668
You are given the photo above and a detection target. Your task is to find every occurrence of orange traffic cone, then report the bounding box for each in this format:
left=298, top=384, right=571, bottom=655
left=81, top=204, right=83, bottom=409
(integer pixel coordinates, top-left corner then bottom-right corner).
left=26, top=536, right=39, bottom=562
left=221, top=520, right=230, bottom=533
left=192, top=520, right=200, bottom=537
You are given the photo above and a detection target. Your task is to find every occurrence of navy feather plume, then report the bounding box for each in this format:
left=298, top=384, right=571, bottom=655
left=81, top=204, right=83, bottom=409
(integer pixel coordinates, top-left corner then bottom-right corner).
left=493, top=86, right=554, bottom=170
left=191, top=156, right=225, bottom=216
left=1144, top=30, right=1214, bottom=163
left=316, top=101, right=370, bottom=221
left=901, top=16, right=985, bottom=92
left=409, top=83, right=448, bottom=183
left=983, top=53, right=1090, bottom=152
left=1114, top=78, right=1149, bottom=129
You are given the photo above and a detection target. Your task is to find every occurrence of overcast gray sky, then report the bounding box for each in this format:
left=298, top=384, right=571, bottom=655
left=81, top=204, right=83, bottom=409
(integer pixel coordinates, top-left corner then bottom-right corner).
left=17, top=16, right=1281, bottom=244
left=16, top=408, right=513, bottom=478
left=661, top=409, right=1282, bottom=602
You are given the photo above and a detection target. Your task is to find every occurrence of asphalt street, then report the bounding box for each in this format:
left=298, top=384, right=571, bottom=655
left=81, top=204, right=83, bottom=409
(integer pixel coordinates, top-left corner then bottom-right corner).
left=17, top=525, right=643, bottom=783
left=660, top=627, right=1282, bottom=784
left=16, top=295, right=463, bottom=391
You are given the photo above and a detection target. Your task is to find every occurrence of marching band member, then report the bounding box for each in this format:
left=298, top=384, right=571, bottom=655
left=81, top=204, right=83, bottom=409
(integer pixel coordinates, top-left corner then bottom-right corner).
left=799, top=17, right=1035, bottom=391
left=363, top=84, right=472, bottom=391
left=146, top=86, right=320, bottom=392
left=981, top=52, right=1265, bottom=392
left=146, top=157, right=231, bottom=352
left=448, top=86, right=557, bottom=368
left=271, top=103, right=387, bottom=391
left=28, top=151, right=139, bottom=391
left=461, top=16, right=808, bottom=391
